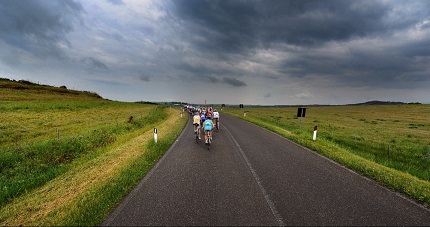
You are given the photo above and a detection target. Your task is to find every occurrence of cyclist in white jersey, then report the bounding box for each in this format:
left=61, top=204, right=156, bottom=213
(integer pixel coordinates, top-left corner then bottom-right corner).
left=213, top=109, right=220, bottom=129
left=193, top=111, right=201, bottom=140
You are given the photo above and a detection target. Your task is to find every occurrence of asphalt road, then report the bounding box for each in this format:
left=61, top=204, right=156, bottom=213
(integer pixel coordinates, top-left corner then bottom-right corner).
left=102, top=113, right=430, bottom=226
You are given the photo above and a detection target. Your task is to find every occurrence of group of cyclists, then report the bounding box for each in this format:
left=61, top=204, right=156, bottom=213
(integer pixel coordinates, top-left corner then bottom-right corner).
left=188, top=105, right=220, bottom=146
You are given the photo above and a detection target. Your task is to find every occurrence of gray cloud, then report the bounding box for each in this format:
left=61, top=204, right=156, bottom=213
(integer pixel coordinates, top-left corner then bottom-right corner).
left=106, top=0, right=124, bottom=6
left=1, top=0, right=430, bottom=105
left=0, top=0, right=83, bottom=59
left=171, top=0, right=259, bottom=54
left=170, top=0, right=426, bottom=52
left=205, top=76, right=220, bottom=83
left=167, top=0, right=430, bottom=95
left=222, top=77, right=247, bottom=87
left=198, top=75, right=246, bottom=87
left=139, top=74, right=151, bottom=82
left=80, top=57, right=110, bottom=74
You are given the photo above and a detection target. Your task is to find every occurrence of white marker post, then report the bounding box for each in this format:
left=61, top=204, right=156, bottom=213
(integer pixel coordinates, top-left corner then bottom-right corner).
left=244, top=111, right=247, bottom=117
left=154, top=128, right=158, bottom=143
left=313, top=125, right=317, bottom=141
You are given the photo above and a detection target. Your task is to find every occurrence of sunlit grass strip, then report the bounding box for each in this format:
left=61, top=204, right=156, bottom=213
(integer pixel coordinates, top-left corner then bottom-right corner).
left=225, top=111, right=430, bottom=207
left=0, top=108, right=187, bottom=226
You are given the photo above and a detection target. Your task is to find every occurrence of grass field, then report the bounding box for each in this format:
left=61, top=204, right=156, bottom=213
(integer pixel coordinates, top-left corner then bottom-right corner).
left=0, top=79, right=187, bottom=225
left=222, top=105, right=430, bottom=207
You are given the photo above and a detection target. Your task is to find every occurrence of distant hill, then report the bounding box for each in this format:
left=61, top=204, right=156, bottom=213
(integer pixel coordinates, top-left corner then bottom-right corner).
left=0, top=78, right=103, bottom=99
left=347, top=100, right=421, bottom=106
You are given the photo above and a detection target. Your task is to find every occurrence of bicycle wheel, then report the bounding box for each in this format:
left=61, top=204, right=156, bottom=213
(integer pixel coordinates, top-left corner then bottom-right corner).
left=207, top=135, right=211, bottom=150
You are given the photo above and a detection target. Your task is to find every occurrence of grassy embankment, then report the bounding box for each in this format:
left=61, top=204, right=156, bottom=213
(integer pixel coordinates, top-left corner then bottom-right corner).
left=0, top=79, right=187, bottom=225
left=222, top=105, right=430, bottom=207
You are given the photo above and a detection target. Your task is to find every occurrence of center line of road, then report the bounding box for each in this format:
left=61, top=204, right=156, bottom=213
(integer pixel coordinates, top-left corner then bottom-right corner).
left=223, top=125, right=286, bottom=227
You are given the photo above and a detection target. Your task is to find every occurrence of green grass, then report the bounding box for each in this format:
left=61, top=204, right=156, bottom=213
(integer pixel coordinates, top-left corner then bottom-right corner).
left=0, top=79, right=188, bottom=225
left=62, top=118, right=186, bottom=226
left=0, top=106, right=166, bottom=207
left=222, top=105, right=430, bottom=207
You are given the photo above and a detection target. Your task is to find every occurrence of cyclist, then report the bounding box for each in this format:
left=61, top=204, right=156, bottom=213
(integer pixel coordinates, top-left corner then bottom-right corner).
left=203, top=114, right=214, bottom=145
left=207, top=107, right=213, bottom=117
left=200, top=111, right=206, bottom=127
left=192, top=111, right=201, bottom=140
left=213, top=109, right=220, bottom=129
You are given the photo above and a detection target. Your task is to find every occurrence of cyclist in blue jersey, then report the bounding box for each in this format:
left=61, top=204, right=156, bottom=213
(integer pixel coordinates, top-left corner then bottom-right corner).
left=203, top=114, right=214, bottom=145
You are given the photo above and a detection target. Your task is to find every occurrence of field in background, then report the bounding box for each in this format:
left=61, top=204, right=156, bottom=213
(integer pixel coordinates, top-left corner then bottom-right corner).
left=0, top=79, right=187, bottom=225
left=222, top=104, right=430, bottom=206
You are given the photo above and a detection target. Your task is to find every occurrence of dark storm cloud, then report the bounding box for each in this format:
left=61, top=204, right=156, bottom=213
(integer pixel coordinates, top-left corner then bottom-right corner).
left=253, top=0, right=419, bottom=46
left=0, top=0, right=83, bottom=59
left=171, top=0, right=430, bottom=91
left=2, top=0, right=430, bottom=104
left=171, top=0, right=423, bottom=52
left=222, top=77, right=247, bottom=87
left=200, top=75, right=246, bottom=87
left=278, top=37, right=430, bottom=89
left=205, top=76, right=220, bottom=83
left=172, top=0, right=259, bottom=54
left=80, top=57, right=110, bottom=74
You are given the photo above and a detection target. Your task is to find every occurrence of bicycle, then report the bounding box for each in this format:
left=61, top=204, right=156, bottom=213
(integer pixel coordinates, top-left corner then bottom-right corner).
left=206, top=131, right=212, bottom=150
left=214, top=118, right=219, bottom=130
left=194, top=124, right=200, bottom=143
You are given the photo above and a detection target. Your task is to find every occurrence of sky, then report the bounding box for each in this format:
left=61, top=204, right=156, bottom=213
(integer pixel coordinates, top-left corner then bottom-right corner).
left=1, top=0, right=430, bottom=105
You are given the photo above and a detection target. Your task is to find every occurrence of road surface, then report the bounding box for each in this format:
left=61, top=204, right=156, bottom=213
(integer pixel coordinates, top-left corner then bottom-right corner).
left=102, top=113, right=430, bottom=226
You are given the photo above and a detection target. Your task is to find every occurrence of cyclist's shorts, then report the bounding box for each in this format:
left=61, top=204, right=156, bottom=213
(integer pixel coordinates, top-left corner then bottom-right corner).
left=204, top=126, right=212, bottom=131
left=193, top=123, right=200, bottom=127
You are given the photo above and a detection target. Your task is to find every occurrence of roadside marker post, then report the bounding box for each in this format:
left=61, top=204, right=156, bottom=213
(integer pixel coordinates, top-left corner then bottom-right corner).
left=154, top=128, right=158, bottom=143
left=313, top=125, right=317, bottom=141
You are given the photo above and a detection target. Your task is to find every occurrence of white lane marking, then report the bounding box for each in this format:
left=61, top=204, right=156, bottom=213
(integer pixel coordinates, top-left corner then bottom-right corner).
left=223, top=125, right=286, bottom=227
